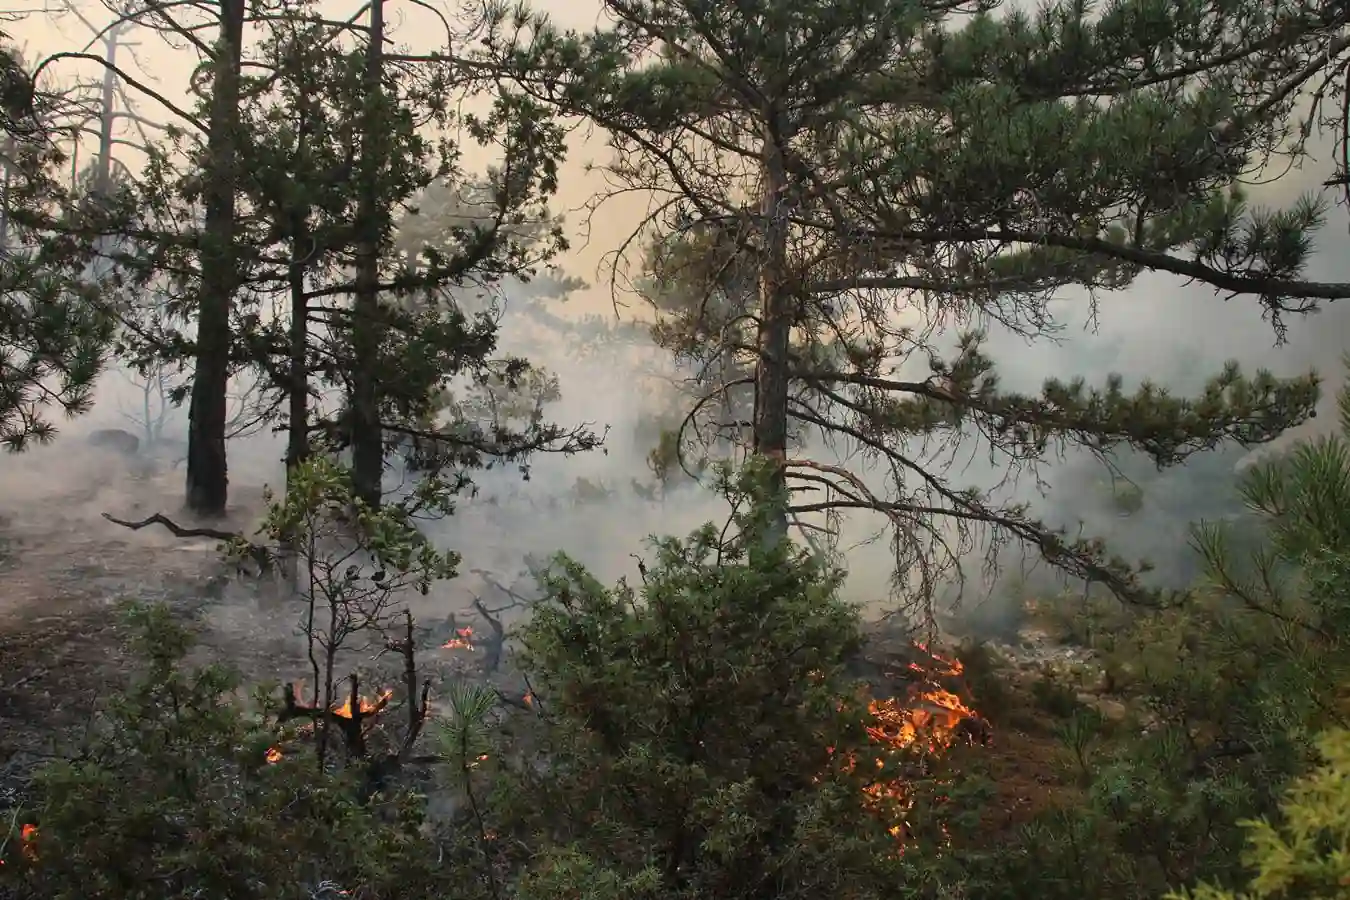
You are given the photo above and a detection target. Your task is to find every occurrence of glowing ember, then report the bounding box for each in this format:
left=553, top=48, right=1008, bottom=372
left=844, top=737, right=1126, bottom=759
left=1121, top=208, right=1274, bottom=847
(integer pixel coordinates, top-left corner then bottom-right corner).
left=442, top=626, right=474, bottom=650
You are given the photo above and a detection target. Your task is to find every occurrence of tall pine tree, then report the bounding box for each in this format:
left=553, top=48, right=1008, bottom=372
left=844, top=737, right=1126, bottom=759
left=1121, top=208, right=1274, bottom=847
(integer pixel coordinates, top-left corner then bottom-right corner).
left=485, top=0, right=1350, bottom=618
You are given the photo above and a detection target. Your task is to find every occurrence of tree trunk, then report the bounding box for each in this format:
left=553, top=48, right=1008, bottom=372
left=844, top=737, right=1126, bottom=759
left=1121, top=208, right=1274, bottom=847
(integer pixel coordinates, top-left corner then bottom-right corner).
left=93, top=26, right=119, bottom=196
left=349, top=0, right=386, bottom=509
left=185, top=0, right=245, bottom=516
left=752, top=131, right=792, bottom=544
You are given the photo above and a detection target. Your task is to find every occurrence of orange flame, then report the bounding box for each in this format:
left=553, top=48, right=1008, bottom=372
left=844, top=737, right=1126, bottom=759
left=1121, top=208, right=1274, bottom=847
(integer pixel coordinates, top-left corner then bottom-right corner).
left=265, top=746, right=283, bottom=764
left=20, top=824, right=37, bottom=862
left=835, top=642, right=988, bottom=846
left=332, top=689, right=394, bottom=719
left=442, top=626, right=474, bottom=650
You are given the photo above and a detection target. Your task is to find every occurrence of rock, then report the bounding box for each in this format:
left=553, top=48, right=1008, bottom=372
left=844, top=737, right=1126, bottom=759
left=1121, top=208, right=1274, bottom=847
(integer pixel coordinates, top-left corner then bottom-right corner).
left=87, top=428, right=141, bottom=456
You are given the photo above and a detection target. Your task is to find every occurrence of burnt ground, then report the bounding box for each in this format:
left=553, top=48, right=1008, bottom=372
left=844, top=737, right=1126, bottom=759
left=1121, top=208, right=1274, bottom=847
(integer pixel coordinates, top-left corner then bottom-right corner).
left=0, top=446, right=1087, bottom=844
left=0, top=448, right=526, bottom=815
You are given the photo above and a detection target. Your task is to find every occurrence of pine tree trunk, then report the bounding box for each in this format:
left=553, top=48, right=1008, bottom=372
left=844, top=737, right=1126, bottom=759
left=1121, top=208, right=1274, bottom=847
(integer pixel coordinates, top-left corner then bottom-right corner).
left=752, top=134, right=791, bottom=544
left=185, top=0, right=245, bottom=517
left=349, top=0, right=385, bottom=509
left=286, top=232, right=310, bottom=473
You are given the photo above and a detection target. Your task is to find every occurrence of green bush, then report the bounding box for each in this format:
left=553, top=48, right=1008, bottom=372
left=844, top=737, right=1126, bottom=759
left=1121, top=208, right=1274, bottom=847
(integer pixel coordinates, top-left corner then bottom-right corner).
left=1168, top=727, right=1350, bottom=900
left=491, top=486, right=914, bottom=900
left=938, top=362, right=1350, bottom=900
left=0, top=603, right=446, bottom=900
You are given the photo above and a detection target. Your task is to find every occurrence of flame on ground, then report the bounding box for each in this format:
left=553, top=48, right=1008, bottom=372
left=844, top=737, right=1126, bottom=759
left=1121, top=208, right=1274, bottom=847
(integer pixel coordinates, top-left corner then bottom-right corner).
left=442, top=626, right=474, bottom=650
left=836, top=642, right=989, bottom=845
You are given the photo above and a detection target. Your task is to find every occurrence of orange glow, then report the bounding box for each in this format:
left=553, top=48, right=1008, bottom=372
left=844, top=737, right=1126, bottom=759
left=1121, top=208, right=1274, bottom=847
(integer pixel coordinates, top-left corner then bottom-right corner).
left=442, top=626, right=474, bottom=650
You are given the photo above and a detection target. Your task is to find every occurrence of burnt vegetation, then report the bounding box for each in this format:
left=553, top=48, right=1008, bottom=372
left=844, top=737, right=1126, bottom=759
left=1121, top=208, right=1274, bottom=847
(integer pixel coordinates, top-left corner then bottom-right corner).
left=2, top=1, right=1350, bottom=899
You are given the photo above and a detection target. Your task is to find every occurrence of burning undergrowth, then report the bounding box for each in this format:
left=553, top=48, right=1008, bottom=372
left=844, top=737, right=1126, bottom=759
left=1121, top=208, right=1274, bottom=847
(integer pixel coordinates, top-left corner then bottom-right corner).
left=841, top=640, right=993, bottom=844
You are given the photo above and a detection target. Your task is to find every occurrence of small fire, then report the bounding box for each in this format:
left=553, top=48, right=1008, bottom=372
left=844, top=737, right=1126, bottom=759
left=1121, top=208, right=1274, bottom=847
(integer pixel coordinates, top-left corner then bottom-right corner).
left=837, top=642, right=989, bottom=845
left=265, top=746, right=283, bottom=764
left=20, top=824, right=37, bottom=862
left=332, top=689, right=394, bottom=719
left=442, top=626, right=474, bottom=650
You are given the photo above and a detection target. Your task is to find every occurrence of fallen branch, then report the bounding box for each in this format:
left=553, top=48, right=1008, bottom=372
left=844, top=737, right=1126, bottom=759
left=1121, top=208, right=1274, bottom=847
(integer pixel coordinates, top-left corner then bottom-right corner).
left=101, top=512, right=273, bottom=574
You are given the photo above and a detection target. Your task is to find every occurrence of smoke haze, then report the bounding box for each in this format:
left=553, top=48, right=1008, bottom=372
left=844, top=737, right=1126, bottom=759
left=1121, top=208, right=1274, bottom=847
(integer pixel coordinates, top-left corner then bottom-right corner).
left=4, top=0, right=1349, bottom=630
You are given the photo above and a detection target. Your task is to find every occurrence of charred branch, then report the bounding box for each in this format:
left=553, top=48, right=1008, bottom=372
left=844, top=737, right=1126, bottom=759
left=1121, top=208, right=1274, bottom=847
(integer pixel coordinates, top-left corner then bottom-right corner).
left=100, top=511, right=274, bottom=575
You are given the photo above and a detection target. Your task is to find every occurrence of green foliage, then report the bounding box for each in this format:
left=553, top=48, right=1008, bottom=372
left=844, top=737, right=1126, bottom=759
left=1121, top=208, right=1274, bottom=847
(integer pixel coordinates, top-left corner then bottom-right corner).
left=248, top=453, right=460, bottom=591
left=496, top=470, right=909, bottom=900
left=944, top=363, right=1350, bottom=900
left=480, top=0, right=1346, bottom=618
left=1, top=603, right=442, bottom=900
left=0, top=82, right=120, bottom=451
left=1168, top=728, right=1350, bottom=900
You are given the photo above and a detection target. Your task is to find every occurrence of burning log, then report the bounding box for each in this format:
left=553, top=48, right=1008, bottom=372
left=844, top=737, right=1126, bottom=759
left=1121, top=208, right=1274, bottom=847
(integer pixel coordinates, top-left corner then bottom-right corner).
left=273, top=612, right=447, bottom=801
left=277, top=675, right=392, bottom=758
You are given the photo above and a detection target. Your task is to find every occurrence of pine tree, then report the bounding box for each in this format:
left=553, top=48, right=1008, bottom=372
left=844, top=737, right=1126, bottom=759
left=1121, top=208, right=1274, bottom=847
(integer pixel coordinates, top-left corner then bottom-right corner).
left=0, top=39, right=119, bottom=451
left=484, top=0, right=1350, bottom=618
left=110, top=0, right=602, bottom=514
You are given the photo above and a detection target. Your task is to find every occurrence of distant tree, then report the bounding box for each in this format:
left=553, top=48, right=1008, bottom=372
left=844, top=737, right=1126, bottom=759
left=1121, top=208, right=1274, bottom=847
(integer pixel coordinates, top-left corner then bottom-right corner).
left=487, top=0, right=1350, bottom=622
left=105, top=0, right=599, bottom=533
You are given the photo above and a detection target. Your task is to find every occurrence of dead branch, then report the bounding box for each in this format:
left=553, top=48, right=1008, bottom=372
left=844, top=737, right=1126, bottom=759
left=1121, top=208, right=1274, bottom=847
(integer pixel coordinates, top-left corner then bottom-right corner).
left=100, top=511, right=273, bottom=574
left=387, top=609, right=432, bottom=763
left=277, top=675, right=388, bottom=759
left=470, top=596, right=506, bottom=674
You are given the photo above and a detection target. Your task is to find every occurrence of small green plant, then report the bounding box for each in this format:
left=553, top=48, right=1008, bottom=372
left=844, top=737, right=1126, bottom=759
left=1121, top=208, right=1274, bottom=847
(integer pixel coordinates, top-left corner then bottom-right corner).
left=233, top=455, right=458, bottom=767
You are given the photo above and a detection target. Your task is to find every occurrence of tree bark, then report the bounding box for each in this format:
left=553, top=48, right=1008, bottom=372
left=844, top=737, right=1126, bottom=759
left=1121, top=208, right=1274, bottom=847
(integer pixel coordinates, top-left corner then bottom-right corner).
left=185, top=0, right=246, bottom=516
left=349, top=0, right=386, bottom=509
left=752, top=129, right=792, bottom=544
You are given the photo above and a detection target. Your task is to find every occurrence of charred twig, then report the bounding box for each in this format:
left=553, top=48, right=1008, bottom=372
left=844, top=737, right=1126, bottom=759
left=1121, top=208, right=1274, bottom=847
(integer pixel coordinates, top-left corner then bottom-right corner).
left=471, top=597, right=507, bottom=674
left=389, top=609, right=432, bottom=763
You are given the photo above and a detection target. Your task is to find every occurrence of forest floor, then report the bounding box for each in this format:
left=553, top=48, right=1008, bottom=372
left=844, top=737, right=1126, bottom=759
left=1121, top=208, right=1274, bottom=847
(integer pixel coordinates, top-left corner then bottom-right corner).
left=0, top=445, right=1090, bottom=841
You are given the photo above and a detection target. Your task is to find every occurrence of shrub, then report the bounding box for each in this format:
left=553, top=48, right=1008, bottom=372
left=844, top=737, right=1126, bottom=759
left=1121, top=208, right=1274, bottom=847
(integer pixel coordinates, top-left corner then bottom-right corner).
left=1167, top=727, right=1350, bottom=900
left=939, top=361, right=1350, bottom=900
left=492, top=477, right=913, bottom=900
left=0, top=603, right=446, bottom=900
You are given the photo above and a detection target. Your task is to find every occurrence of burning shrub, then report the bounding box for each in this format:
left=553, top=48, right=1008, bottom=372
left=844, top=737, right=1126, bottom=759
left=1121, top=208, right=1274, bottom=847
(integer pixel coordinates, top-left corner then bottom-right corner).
left=494, top=478, right=911, bottom=900
left=2, top=603, right=446, bottom=900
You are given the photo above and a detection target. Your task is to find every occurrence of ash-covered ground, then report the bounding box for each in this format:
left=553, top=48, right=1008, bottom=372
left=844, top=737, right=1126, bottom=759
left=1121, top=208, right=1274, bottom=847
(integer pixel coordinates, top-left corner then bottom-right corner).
left=0, top=442, right=539, bottom=812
